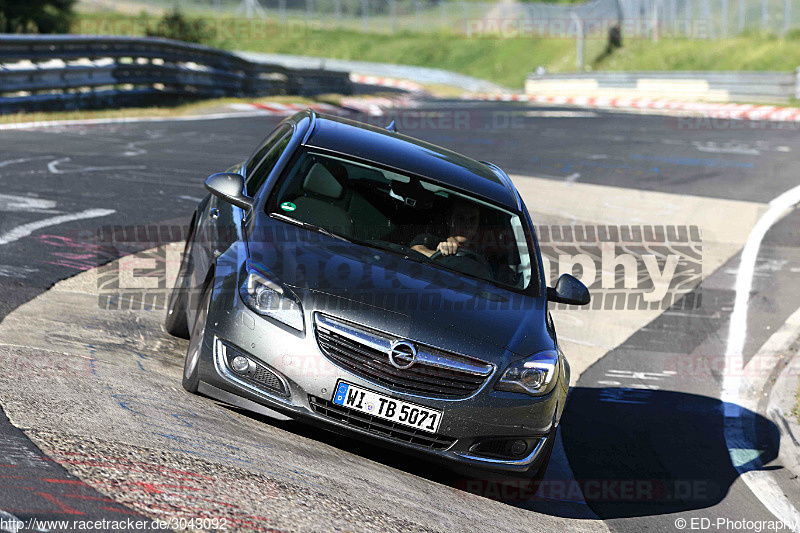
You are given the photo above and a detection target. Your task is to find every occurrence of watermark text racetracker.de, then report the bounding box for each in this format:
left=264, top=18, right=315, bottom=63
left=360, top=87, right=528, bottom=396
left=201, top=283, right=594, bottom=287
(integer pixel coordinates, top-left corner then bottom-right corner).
left=88, top=223, right=703, bottom=312
left=0, top=516, right=228, bottom=531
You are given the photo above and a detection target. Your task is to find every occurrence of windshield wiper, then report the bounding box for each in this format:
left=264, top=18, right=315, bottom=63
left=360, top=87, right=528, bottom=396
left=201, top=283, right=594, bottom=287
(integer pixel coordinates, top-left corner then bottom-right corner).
left=269, top=212, right=349, bottom=242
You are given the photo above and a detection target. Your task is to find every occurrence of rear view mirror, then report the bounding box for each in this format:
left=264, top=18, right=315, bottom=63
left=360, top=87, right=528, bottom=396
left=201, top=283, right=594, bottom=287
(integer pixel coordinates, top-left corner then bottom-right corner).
left=547, top=274, right=591, bottom=306
left=205, top=172, right=254, bottom=210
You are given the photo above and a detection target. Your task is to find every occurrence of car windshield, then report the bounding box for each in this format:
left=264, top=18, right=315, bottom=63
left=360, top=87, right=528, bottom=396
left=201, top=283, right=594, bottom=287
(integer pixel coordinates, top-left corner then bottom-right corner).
left=268, top=150, right=534, bottom=290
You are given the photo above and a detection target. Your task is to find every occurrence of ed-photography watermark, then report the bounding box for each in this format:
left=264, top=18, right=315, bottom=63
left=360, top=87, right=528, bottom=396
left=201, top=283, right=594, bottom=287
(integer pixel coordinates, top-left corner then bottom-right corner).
left=89, top=223, right=702, bottom=312
left=537, top=224, right=702, bottom=310
left=674, top=517, right=798, bottom=531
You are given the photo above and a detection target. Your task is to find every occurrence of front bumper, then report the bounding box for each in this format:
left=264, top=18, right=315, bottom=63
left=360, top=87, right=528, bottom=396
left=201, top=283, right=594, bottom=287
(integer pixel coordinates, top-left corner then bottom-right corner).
left=195, top=286, right=562, bottom=473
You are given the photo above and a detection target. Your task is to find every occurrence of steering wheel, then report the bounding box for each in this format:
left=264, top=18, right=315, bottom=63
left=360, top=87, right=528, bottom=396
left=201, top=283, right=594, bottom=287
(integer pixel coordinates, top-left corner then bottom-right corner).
left=429, top=248, right=484, bottom=262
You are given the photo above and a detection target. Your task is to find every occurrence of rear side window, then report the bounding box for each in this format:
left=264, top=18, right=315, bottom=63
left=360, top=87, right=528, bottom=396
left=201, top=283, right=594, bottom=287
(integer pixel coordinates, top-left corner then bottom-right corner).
left=245, top=124, right=292, bottom=196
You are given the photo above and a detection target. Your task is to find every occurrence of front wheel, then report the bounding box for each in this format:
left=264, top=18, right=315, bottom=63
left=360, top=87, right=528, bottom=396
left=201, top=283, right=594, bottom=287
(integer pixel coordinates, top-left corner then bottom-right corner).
left=165, top=230, right=195, bottom=339
left=182, top=283, right=212, bottom=393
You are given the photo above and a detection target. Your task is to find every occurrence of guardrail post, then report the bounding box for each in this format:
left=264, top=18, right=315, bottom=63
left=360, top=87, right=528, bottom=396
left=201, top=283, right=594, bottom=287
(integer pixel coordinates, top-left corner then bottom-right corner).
left=795, top=67, right=800, bottom=100
left=721, top=0, right=728, bottom=37
left=652, top=0, right=660, bottom=41
left=279, top=0, right=286, bottom=24
left=739, top=0, right=745, bottom=32
left=783, top=0, right=790, bottom=35
left=571, top=11, right=584, bottom=70
left=361, top=0, right=368, bottom=32
left=762, top=0, right=768, bottom=30
left=390, top=0, right=397, bottom=33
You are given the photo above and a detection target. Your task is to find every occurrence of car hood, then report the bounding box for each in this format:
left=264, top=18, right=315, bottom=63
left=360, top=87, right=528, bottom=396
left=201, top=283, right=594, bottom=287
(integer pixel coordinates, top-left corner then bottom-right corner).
left=247, top=223, right=553, bottom=359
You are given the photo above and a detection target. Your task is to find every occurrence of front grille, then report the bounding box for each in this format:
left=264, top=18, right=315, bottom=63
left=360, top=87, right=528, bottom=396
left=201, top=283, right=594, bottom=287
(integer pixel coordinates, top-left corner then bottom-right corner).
left=314, top=314, right=493, bottom=399
left=309, top=396, right=456, bottom=450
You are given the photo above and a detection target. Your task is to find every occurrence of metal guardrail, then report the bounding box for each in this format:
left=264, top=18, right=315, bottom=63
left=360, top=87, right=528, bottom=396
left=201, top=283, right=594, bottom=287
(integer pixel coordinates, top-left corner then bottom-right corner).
left=526, top=71, right=798, bottom=103
left=0, top=35, right=353, bottom=113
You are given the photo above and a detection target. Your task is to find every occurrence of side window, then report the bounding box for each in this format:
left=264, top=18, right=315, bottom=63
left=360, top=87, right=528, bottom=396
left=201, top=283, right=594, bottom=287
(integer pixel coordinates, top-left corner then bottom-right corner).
left=245, top=125, right=293, bottom=197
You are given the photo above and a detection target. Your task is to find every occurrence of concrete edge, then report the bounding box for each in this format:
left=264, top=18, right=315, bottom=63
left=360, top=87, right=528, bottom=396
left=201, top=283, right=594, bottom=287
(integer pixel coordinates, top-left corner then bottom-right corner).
left=767, top=349, right=800, bottom=479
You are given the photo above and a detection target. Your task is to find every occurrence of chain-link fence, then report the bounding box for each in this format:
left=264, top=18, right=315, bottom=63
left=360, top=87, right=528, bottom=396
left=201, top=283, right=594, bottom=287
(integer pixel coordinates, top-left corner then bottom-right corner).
left=79, top=0, right=800, bottom=38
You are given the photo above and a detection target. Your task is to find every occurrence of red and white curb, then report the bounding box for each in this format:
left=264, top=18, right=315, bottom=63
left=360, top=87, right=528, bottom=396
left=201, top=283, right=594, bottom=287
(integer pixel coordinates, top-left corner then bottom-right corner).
left=468, top=93, right=800, bottom=122
left=229, top=74, right=426, bottom=117
left=230, top=96, right=420, bottom=117
left=339, top=95, right=420, bottom=116
left=350, top=74, right=425, bottom=94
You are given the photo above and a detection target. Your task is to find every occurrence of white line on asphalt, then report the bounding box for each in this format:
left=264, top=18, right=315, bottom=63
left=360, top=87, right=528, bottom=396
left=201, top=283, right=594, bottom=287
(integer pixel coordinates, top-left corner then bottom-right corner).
left=0, top=194, right=58, bottom=213
left=46, top=157, right=70, bottom=174
left=46, top=157, right=145, bottom=175
left=722, top=183, right=800, bottom=531
left=724, top=184, right=800, bottom=399
left=0, top=209, right=116, bottom=246
left=0, top=156, right=52, bottom=168
left=0, top=265, right=38, bottom=279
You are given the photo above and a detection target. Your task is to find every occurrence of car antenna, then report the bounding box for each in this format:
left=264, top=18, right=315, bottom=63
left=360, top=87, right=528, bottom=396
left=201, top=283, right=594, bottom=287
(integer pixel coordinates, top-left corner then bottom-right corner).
left=385, top=120, right=397, bottom=133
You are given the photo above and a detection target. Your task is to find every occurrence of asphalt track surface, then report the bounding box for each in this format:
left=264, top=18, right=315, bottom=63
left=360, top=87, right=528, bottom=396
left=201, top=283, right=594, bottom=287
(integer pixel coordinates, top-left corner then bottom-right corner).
left=0, top=102, right=798, bottom=531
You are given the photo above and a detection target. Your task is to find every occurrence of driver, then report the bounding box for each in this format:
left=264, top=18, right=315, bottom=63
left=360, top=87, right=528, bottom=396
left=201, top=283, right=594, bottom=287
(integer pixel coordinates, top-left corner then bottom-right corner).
left=411, top=198, right=481, bottom=258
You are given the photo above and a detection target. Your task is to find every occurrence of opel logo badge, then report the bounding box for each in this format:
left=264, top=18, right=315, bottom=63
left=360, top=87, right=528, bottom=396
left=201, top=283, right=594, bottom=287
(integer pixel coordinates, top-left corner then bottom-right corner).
left=388, top=340, right=417, bottom=370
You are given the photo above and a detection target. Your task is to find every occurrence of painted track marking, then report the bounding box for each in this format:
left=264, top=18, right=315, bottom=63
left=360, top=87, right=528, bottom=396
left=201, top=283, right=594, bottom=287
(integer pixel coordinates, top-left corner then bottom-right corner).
left=0, top=209, right=116, bottom=246
left=722, top=183, right=800, bottom=530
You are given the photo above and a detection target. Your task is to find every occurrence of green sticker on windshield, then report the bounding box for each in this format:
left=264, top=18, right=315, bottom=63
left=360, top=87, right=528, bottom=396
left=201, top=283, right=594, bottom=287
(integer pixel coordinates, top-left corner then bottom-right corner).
left=280, top=201, right=297, bottom=212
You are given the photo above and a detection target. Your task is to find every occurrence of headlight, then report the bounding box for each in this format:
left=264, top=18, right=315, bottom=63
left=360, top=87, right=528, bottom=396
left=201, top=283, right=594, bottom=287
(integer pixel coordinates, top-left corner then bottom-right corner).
left=239, top=260, right=304, bottom=332
left=494, top=350, right=559, bottom=396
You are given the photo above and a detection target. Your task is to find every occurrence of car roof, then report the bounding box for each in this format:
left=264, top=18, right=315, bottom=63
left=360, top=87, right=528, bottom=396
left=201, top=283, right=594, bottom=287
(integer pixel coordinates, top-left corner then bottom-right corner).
left=298, top=111, right=521, bottom=210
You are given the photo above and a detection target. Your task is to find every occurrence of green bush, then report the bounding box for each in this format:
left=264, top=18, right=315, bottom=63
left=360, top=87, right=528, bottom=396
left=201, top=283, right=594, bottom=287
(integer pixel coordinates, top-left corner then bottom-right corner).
left=0, top=0, right=76, bottom=33
left=145, top=9, right=214, bottom=45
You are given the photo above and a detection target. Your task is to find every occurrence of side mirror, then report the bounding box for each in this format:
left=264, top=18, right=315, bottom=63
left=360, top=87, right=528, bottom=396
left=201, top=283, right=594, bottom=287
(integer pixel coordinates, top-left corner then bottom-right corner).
left=204, top=172, right=254, bottom=210
left=547, top=274, right=591, bottom=306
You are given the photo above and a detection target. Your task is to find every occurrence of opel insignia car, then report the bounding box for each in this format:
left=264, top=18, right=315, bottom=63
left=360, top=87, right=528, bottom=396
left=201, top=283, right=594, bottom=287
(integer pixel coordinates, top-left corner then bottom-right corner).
left=165, top=110, right=590, bottom=477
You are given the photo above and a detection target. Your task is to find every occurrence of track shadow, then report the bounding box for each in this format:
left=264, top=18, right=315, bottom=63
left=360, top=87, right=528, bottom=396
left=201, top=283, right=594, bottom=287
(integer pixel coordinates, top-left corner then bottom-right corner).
left=560, top=387, right=780, bottom=519
left=222, top=386, right=780, bottom=521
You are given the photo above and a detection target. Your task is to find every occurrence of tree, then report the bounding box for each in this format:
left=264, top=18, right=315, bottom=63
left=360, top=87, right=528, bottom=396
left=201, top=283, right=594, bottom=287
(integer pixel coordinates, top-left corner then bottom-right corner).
left=0, top=0, right=77, bottom=34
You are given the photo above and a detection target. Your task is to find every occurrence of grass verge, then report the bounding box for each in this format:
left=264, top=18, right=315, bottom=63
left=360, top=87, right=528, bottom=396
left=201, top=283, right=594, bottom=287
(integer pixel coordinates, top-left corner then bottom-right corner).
left=71, top=12, right=603, bottom=88
left=71, top=12, right=800, bottom=90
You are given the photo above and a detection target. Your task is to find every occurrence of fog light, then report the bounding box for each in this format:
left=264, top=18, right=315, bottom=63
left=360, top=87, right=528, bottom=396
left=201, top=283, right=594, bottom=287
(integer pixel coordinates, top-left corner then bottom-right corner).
left=510, top=440, right=528, bottom=456
left=231, top=355, right=250, bottom=373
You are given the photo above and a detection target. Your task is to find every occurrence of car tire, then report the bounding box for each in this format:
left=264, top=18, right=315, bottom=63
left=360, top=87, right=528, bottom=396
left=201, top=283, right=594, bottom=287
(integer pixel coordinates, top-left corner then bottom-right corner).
left=165, top=285, right=190, bottom=339
left=164, top=225, right=195, bottom=339
left=182, top=282, right=212, bottom=394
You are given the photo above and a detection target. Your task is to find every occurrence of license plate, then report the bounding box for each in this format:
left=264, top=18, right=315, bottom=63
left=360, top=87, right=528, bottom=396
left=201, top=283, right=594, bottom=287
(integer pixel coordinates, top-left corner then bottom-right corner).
left=332, top=381, right=443, bottom=433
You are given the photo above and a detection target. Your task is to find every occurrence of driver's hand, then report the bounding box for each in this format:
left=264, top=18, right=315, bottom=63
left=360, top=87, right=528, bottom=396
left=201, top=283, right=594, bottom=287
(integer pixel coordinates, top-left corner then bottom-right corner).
left=437, top=237, right=459, bottom=256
